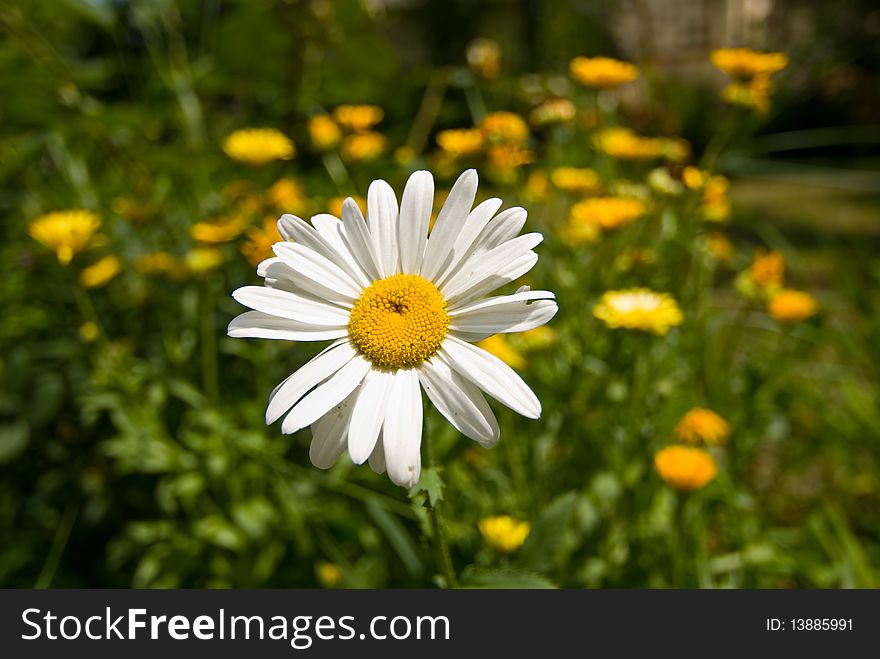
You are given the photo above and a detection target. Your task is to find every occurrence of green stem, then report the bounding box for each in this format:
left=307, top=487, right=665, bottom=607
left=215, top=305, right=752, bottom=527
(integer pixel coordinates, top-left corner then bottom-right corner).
left=35, top=503, right=78, bottom=589
left=201, top=280, right=219, bottom=404
left=424, top=430, right=458, bottom=589
left=428, top=501, right=458, bottom=589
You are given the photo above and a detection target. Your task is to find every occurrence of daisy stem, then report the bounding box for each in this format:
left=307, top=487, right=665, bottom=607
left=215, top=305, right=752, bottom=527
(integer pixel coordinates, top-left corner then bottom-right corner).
left=424, top=431, right=458, bottom=589
left=428, top=501, right=458, bottom=589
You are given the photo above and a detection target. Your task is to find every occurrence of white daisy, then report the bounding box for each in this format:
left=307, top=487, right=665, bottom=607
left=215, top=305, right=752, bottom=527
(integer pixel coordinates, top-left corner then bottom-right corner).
left=228, top=169, right=557, bottom=487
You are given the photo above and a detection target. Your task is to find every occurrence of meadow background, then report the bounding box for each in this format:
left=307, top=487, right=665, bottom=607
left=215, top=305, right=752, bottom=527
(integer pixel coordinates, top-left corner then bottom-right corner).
left=2, top=0, right=879, bottom=588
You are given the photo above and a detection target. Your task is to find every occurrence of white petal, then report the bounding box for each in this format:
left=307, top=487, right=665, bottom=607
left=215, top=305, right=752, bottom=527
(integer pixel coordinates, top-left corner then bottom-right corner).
left=447, top=251, right=539, bottom=307
left=420, top=169, right=478, bottom=282
left=266, top=340, right=357, bottom=424
left=368, top=439, right=386, bottom=474
left=418, top=356, right=499, bottom=447
left=398, top=170, right=434, bottom=274
left=347, top=368, right=394, bottom=464
left=277, top=214, right=334, bottom=258
left=367, top=179, right=399, bottom=277
left=440, top=233, right=543, bottom=302
left=273, top=242, right=361, bottom=303
left=382, top=369, right=423, bottom=488
left=309, top=391, right=357, bottom=469
left=228, top=310, right=348, bottom=341
left=448, top=290, right=558, bottom=334
left=310, top=214, right=373, bottom=289
left=450, top=301, right=558, bottom=335
left=342, top=198, right=383, bottom=282
left=473, top=207, right=528, bottom=253
left=232, top=285, right=350, bottom=326
left=281, top=355, right=372, bottom=434
left=448, top=289, right=554, bottom=315
left=439, top=336, right=541, bottom=419
left=256, top=256, right=282, bottom=278
left=434, top=197, right=503, bottom=287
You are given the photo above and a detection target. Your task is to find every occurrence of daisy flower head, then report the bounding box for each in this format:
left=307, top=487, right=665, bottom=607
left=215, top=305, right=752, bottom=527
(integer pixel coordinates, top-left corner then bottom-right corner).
left=593, top=288, right=683, bottom=335
left=229, top=169, right=558, bottom=488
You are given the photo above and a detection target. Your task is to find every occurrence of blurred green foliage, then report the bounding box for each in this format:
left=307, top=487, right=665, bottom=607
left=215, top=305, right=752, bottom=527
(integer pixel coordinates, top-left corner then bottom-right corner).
left=1, top=0, right=879, bottom=589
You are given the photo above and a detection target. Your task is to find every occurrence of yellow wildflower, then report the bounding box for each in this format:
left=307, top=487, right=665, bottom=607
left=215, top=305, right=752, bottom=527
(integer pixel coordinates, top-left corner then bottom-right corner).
left=332, top=105, right=384, bottom=132
left=478, top=516, right=530, bottom=553
left=701, top=175, right=731, bottom=222
left=722, top=75, right=773, bottom=114
left=222, top=128, right=294, bottom=165
left=341, top=131, right=387, bottom=161
left=267, top=178, right=308, bottom=215
left=487, top=143, right=535, bottom=171
left=436, top=128, right=485, bottom=157
left=736, top=249, right=785, bottom=299
left=654, top=446, right=717, bottom=491
left=241, top=217, right=283, bottom=268
left=529, top=98, right=576, bottom=126
left=768, top=290, right=818, bottom=324
left=185, top=247, right=223, bottom=277
left=481, top=111, right=529, bottom=144
left=316, top=562, right=343, bottom=588
left=594, top=127, right=663, bottom=160
left=190, top=216, right=247, bottom=244
left=569, top=197, right=647, bottom=232
left=675, top=408, right=730, bottom=445
left=682, top=166, right=709, bottom=190
left=79, top=255, right=122, bottom=288
left=476, top=335, right=526, bottom=370
left=711, top=48, right=788, bottom=79
left=308, top=115, right=341, bottom=151
left=28, top=209, right=100, bottom=265
left=569, top=56, right=639, bottom=88
left=516, top=325, right=558, bottom=351
left=551, top=167, right=600, bottom=194
left=593, top=288, right=683, bottom=335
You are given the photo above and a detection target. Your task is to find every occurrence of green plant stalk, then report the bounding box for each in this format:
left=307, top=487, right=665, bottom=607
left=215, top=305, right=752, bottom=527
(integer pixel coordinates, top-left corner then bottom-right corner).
left=201, top=279, right=219, bottom=404
left=35, top=503, right=78, bottom=589
left=423, top=430, right=458, bottom=589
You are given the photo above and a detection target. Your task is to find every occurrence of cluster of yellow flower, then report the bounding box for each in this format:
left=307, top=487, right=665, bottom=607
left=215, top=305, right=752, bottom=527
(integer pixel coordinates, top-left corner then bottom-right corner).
left=654, top=408, right=730, bottom=491
left=735, top=250, right=818, bottom=324
left=711, top=48, right=788, bottom=114
left=307, top=105, right=387, bottom=162
left=594, top=127, right=689, bottom=163
left=434, top=110, right=537, bottom=181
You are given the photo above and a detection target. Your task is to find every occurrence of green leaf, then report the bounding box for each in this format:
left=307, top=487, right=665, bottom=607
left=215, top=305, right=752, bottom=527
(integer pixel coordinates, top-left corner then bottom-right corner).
left=0, top=420, right=29, bottom=464
left=415, top=466, right=445, bottom=506
left=519, top=492, right=577, bottom=572
left=365, top=500, right=423, bottom=578
left=460, top=566, right=557, bottom=589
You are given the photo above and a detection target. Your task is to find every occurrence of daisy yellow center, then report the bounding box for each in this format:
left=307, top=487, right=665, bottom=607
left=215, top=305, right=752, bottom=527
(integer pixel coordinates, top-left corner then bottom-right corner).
left=348, top=274, right=449, bottom=369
